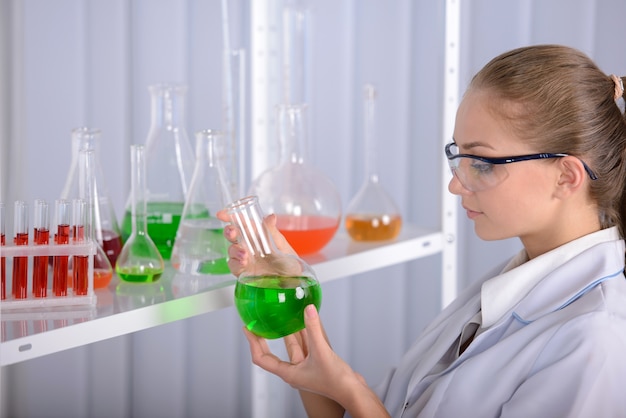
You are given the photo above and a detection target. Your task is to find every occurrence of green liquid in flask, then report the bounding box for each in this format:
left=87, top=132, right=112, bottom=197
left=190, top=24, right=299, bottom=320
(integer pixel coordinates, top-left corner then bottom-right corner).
left=121, top=202, right=200, bottom=260
left=116, top=265, right=163, bottom=283
left=234, top=276, right=322, bottom=339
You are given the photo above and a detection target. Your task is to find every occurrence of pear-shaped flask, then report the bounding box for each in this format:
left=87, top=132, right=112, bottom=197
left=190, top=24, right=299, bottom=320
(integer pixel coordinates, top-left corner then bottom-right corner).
left=248, top=104, right=341, bottom=254
left=171, top=130, right=232, bottom=275
left=121, top=83, right=195, bottom=260
left=60, top=127, right=123, bottom=267
left=116, top=145, right=165, bottom=283
left=345, top=84, right=402, bottom=241
left=228, top=195, right=322, bottom=339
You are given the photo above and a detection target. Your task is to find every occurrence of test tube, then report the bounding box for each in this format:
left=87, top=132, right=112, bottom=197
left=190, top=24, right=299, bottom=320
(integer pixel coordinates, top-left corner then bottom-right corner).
left=53, top=199, right=71, bottom=296
left=72, top=199, right=88, bottom=296
left=1, top=202, right=6, bottom=300
left=12, top=201, right=29, bottom=299
left=33, top=199, right=50, bottom=297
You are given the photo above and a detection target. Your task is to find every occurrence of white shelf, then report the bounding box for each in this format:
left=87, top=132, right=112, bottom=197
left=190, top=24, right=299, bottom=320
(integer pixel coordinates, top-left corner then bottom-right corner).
left=0, top=224, right=441, bottom=366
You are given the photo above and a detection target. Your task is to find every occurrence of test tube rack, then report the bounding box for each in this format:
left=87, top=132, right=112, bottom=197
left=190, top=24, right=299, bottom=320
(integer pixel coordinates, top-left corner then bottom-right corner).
left=0, top=241, right=97, bottom=310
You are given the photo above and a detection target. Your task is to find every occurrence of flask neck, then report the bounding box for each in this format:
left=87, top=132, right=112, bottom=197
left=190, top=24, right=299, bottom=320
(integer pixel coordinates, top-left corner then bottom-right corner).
left=149, top=84, right=187, bottom=129
left=130, top=145, right=149, bottom=236
left=227, top=196, right=277, bottom=259
left=277, top=104, right=308, bottom=165
left=363, top=84, right=379, bottom=181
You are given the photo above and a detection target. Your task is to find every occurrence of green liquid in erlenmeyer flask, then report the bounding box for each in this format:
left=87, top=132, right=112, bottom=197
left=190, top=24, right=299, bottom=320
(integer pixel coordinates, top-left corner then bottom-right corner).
left=234, top=275, right=322, bottom=339
left=121, top=201, right=194, bottom=260
left=116, top=265, right=163, bottom=282
left=170, top=218, right=230, bottom=275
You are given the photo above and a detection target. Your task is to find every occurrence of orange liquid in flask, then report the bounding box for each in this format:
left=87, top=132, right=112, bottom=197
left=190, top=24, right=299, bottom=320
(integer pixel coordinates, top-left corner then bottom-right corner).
left=276, top=214, right=339, bottom=255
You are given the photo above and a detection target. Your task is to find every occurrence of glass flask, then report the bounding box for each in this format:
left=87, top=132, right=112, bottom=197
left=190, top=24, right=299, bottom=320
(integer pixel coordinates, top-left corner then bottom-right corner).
left=74, top=149, right=114, bottom=288
left=116, top=145, right=165, bottom=283
left=171, top=130, right=232, bottom=275
left=345, top=84, right=402, bottom=241
left=121, top=83, right=195, bottom=260
left=228, top=195, right=322, bottom=339
left=60, top=127, right=123, bottom=267
left=248, top=104, right=341, bottom=254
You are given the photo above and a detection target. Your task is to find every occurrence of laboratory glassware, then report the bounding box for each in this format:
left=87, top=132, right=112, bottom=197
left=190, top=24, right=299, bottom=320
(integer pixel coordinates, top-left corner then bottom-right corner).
left=53, top=199, right=71, bottom=296
left=345, top=84, right=402, bottom=241
left=248, top=104, right=341, bottom=254
left=228, top=195, right=322, bottom=339
left=33, top=199, right=50, bottom=297
left=60, top=127, right=123, bottom=267
left=121, top=83, right=195, bottom=260
left=12, top=201, right=29, bottom=299
left=116, top=145, right=165, bottom=283
left=171, top=130, right=232, bottom=275
left=76, top=148, right=114, bottom=289
left=1, top=202, right=6, bottom=300
left=71, top=199, right=89, bottom=296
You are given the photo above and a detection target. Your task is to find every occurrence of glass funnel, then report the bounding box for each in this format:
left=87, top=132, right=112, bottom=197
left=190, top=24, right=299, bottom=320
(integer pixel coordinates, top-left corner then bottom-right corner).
left=248, top=104, right=341, bottom=254
left=60, top=127, right=123, bottom=267
left=170, top=130, right=232, bottom=275
left=345, top=84, right=402, bottom=241
left=116, top=145, right=165, bottom=283
left=228, top=195, right=322, bottom=339
left=121, top=83, right=195, bottom=260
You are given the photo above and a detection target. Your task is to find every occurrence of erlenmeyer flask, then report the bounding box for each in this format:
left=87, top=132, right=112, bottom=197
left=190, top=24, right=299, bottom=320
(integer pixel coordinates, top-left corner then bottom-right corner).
left=248, top=104, right=341, bottom=254
left=121, top=83, right=194, bottom=260
left=171, top=130, right=232, bottom=275
left=345, top=84, right=402, bottom=241
left=228, top=195, right=322, bottom=339
left=76, top=149, right=114, bottom=288
left=116, top=145, right=165, bottom=283
left=60, top=127, right=123, bottom=267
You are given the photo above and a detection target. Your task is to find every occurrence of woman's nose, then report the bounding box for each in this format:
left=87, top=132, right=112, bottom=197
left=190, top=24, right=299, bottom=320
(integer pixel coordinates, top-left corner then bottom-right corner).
left=448, top=173, right=471, bottom=195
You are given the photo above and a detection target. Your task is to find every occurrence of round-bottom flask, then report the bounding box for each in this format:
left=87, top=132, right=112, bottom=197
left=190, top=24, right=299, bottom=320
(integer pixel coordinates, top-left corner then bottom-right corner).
left=228, top=195, right=322, bottom=339
left=248, top=104, right=341, bottom=255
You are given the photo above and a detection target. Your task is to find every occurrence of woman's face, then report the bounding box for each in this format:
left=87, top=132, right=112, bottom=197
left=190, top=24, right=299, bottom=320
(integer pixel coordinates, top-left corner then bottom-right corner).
left=448, top=90, right=562, bottom=243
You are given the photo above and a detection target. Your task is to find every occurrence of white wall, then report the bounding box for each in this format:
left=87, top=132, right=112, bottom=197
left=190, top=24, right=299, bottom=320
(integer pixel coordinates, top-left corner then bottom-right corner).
left=1, top=1, right=625, bottom=417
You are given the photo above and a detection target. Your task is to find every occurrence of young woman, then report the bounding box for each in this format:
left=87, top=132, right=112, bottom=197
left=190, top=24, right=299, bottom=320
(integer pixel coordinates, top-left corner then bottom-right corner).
left=219, top=45, right=626, bottom=417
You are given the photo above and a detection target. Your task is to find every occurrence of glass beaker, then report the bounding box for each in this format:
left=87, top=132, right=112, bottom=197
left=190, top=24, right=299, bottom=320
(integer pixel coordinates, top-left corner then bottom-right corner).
left=171, top=130, right=232, bottom=275
left=116, top=145, right=165, bottom=283
left=248, top=104, right=341, bottom=254
left=345, top=84, right=402, bottom=241
left=76, top=149, right=115, bottom=288
left=121, top=83, right=195, bottom=260
left=228, top=195, right=322, bottom=339
left=60, top=127, right=123, bottom=267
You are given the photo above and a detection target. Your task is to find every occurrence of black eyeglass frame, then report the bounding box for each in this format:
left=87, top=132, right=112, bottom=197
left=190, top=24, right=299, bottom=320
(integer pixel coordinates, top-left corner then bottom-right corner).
left=445, top=142, right=598, bottom=181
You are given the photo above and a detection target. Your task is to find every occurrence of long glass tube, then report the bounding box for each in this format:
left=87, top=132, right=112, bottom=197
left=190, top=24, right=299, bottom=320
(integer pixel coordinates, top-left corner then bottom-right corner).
left=1, top=202, right=6, bottom=300
left=12, top=201, right=29, bottom=299
left=53, top=199, right=71, bottom=296
left=33, top=199, right=50, bottom=297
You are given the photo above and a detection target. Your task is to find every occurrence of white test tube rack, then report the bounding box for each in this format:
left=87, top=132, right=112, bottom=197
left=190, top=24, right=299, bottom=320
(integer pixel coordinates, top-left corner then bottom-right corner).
left=0, top=241, right=98, bottom=310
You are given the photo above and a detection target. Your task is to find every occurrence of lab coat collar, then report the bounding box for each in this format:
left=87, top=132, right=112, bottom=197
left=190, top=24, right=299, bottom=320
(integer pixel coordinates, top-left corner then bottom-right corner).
left=481, top=227, right=624, bottom=328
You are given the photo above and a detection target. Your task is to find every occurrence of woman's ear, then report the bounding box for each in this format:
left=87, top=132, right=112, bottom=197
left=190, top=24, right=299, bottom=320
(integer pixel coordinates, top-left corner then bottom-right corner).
left=554, top=156, right=586, bottom=198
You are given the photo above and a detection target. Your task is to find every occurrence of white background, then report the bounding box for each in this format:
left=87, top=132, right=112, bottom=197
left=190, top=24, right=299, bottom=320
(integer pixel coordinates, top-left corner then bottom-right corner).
left=1, top=0, right=625, bottom=417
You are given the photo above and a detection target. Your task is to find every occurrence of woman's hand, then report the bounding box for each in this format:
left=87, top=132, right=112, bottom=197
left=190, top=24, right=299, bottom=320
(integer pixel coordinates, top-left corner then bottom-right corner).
left=217, top=209, right=298, bottom=277
left=244, top=304, right=390, bottom=418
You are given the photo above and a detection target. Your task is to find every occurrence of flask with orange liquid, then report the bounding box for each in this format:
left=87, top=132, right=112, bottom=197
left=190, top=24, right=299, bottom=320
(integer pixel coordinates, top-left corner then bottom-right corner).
left=345, top=84, right=402, bottom=241
left=248, top=104, right=342, bottom=254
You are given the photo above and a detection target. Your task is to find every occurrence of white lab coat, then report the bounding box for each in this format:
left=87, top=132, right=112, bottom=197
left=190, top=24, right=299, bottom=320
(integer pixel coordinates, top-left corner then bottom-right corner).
left=371, top=227, right=626, bottom=418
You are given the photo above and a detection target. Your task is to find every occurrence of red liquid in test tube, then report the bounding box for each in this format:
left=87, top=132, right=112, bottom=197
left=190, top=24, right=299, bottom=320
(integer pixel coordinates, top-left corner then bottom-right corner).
left=12, top=201, right=29, bottom=299
left=53, top=199, right=71, bottom=297
left=72, top=199, right=88, bottom=296
left=1, top=202, right=6, bottom=300
left=33, top=199, right=50, bottom=297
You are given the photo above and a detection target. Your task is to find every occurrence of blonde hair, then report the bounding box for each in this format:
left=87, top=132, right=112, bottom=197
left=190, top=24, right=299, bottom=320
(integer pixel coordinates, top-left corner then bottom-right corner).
left=469, top=44, right=626, bottom=236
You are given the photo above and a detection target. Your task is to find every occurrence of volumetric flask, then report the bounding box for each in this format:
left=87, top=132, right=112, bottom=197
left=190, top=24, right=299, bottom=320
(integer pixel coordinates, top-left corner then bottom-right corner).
left=121, top=83, right=195, bottom=260
left=228, top=195, right=322, bottom=339
left=248, top=104, right=341, bottom=254
left=60, top=127, right=123, bottom=267
left=345, top=84, right=402, bottom=241
left=116, top=145, right=165, bottom=283
left=171, top=130, right=232, bottom=275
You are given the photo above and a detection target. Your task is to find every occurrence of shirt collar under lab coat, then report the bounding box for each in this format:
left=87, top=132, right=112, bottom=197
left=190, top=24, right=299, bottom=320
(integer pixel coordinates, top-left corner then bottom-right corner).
left=480, top=226, right=623, bottom=329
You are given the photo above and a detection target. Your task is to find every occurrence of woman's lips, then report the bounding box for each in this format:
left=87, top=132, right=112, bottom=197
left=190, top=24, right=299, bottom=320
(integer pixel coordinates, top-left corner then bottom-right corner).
left=464, top=206, right=482, bottom=220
